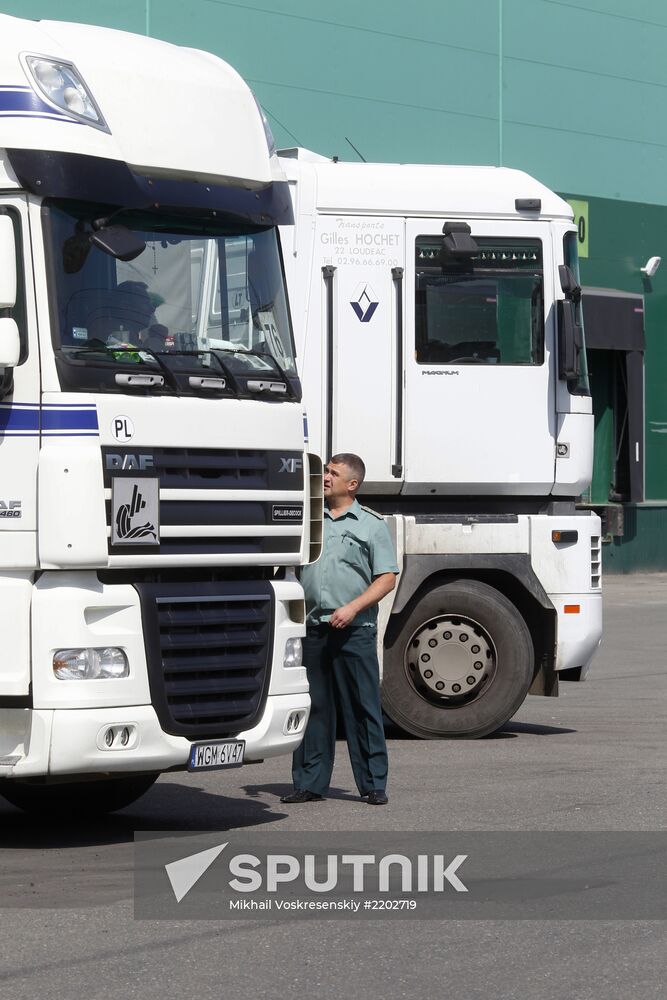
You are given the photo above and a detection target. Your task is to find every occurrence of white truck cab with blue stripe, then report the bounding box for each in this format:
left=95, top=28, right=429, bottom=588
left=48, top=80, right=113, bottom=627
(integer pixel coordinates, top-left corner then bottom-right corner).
left=0, top=15, right=320, bottom=814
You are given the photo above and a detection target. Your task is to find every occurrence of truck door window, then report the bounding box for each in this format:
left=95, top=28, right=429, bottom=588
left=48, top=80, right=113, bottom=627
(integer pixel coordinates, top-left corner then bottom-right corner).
left=1, top=208, right=28, bottom=366
left=415, top=237, right=544, bottom=366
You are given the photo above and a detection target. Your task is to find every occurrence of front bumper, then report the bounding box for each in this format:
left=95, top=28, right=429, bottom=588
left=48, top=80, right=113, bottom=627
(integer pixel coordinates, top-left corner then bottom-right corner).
left=553, top=591, right=603, bottom=679
left=0, top=693, right=310, bottom=779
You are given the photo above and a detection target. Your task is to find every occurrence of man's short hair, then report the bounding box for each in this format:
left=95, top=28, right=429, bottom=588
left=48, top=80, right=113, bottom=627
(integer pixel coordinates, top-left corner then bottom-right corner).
left=329, top=453, right=366, bottom=488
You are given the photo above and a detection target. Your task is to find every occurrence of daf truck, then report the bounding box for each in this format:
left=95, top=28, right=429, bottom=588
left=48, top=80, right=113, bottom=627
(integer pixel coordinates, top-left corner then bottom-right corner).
left=0, top=16, right=321, bottom=814
left=278, top=148, right=601, bottom=739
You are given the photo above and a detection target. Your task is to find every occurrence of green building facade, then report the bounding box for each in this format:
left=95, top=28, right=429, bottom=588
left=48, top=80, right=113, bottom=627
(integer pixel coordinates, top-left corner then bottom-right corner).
left=3, top=0, right=667, bottom=569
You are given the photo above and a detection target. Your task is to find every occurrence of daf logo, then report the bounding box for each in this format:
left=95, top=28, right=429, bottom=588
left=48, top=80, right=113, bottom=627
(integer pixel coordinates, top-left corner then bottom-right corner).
left=106, top=454, right=155, bottom=472
left=0, top=500, right=21, bottom=518
left=279, top=458, right=303, bottom=474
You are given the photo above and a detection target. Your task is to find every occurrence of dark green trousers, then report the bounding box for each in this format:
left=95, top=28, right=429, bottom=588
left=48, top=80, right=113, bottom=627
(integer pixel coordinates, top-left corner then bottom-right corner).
left=291, top=625, right=388, bottom=796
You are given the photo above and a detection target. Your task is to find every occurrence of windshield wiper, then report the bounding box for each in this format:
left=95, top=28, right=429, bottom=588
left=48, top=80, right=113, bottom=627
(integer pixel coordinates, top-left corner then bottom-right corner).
left=221, top=347, right=294, bottom=396
left=210, top=347, right=280, bottom=371
left=65, top=343, right=178, bottom=391
left=213, top=345, right=293, bottom=383
left=248, top=349, right=292, bottom=389
left=198, top=349, right=244, bottom=394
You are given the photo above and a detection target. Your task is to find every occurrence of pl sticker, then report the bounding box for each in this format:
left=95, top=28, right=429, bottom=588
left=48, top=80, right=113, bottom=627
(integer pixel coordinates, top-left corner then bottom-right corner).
left=111, top=415, right=134, bottom=442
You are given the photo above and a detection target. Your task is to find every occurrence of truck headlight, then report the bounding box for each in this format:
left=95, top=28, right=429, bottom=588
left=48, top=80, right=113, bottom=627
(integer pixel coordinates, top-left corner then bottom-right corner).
left=283, top=637, right=303, bottom=669
left=53, top=647, right=129, bottom=680
left=24, top=56, right=109, bottom=131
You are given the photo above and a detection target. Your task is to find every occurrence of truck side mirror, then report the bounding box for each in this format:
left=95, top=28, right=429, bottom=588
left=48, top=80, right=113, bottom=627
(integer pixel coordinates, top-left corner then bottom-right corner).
left=558, top=264, right=581, bottom=303
left=91, top=224, right=146, bottom=263
left=557, top=299, right=583, bottom=381
left=64, top=223, right=146, bottom=274
left=0, top=215, right=17, bottom=309
left=0, top=318, right=20, bottom=368
left=442, top=221, right=479, bottom=258
left=557, top=264, right=584, bottom=382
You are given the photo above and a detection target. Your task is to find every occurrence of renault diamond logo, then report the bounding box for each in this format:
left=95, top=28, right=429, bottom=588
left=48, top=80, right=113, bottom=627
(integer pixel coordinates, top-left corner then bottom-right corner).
left=350, top=283, right=378, bottom=323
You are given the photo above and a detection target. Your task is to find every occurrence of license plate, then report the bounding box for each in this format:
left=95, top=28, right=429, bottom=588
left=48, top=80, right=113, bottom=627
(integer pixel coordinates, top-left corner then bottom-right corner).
left=188, top=740, right=245, bottom=771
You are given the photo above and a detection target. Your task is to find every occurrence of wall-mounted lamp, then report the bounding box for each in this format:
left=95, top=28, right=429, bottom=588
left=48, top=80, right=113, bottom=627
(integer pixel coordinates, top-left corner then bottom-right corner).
left=641, top=256, right=661, bottom=278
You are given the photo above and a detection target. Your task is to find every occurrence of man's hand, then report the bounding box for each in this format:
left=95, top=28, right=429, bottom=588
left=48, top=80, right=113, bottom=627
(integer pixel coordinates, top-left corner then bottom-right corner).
left=328, top=573, right=397, bottom=630
left=329, top=603, right=358, bottom=629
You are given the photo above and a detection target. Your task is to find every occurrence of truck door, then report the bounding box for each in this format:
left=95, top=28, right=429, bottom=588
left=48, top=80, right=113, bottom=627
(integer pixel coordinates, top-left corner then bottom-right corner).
left=0, top=197, right=40, bottom=549
left=315, top=214, right=405, bottom=492
left=0, top=196, right=40, bottom=697
left=402, top=218, right=557, bottom=495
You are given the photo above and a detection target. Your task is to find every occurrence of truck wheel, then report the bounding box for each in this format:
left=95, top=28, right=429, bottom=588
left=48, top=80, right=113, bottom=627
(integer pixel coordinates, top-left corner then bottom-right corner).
left=382, top=579, right=534, bottom=739
left=0, top=773, right=159, bottom=816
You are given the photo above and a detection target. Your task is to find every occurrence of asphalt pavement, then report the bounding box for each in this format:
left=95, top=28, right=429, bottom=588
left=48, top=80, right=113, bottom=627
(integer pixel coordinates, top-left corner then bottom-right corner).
left=0, top=573, right=666, bottom=999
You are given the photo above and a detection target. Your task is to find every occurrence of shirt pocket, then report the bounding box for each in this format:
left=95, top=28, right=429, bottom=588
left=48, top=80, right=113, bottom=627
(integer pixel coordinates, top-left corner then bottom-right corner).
left=339, top=531, right=370, bottom=571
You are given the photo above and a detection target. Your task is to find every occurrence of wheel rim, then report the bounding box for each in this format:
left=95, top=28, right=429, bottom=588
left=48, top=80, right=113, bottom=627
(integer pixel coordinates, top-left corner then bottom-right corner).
left=403, top=612, right=497, bottom=706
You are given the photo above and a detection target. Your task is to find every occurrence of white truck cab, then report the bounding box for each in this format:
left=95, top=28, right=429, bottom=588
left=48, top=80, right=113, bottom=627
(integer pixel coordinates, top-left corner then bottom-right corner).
left=280, top=148, right=601, bottom=739
left=0, top=16, right=321, bottom=814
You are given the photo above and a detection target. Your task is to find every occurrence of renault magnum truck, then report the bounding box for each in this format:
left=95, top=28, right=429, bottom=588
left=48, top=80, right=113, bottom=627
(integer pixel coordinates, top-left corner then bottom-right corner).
left=0, top=15, right=321, bottom=814
left=278, top=148, right=601, bottom=739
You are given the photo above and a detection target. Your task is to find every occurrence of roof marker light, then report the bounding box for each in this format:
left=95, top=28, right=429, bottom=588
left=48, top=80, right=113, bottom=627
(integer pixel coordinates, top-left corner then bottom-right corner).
left=23, top=55, right=109, bottom=132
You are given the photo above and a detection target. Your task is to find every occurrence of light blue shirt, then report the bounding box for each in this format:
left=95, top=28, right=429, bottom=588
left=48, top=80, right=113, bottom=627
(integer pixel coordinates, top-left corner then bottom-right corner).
left=300, top=499, right=399, bottom=627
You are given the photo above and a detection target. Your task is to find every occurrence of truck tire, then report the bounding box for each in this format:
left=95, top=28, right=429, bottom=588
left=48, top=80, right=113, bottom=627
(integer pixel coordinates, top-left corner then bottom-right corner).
left=0, top=773, right=159, bottom=816
left=382, top=579, right=534, bottom=739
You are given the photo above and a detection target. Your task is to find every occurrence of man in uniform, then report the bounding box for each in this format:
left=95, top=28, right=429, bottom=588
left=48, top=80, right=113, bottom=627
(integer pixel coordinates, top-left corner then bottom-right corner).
left=281, top=453, right=398, bottom=806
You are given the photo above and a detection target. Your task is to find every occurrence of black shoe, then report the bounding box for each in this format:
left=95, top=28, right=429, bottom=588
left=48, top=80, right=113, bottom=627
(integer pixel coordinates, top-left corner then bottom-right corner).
left=280, top=789, right=324, bottom=803
left=365, top=789, right=388, bottom=805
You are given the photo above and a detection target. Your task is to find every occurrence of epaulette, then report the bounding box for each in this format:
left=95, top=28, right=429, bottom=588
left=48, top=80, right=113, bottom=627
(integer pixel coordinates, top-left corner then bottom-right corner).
left=359, top=504, right=384, bottom=520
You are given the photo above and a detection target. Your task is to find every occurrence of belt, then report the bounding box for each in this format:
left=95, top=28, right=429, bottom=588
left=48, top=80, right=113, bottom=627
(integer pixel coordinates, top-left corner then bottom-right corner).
left=306, top=622, right=376, bottom=632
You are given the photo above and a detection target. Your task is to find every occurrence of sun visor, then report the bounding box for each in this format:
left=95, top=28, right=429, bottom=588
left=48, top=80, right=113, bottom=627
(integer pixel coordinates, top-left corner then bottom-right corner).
left=6, top=148, right=294, bottom=226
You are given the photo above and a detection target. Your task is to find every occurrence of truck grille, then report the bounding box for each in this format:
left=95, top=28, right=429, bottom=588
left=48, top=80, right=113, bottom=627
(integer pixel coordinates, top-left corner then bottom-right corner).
left=102, top=447, right=304, bottom=491
left=149, top=448, right=271, bottom=490
left=102, top=447, right=304, bottom=562
left=137, top=578, right=274, bottom=738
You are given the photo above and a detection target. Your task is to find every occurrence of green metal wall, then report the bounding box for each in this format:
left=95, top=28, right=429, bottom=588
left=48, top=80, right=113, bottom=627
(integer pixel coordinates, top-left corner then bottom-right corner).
left=565, top=194, right=667, bottom=503
left=603, top=504, right=667, bottom=572
left=5, top=0, right=667, bottom=206
left=3, top=0, right=667, bottom=566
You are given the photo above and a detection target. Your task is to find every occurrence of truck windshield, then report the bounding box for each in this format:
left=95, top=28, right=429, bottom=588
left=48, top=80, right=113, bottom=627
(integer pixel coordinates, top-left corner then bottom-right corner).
left=45, top=202, right=298, bottom=396
left=415, top=237, right=544, bottom=366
